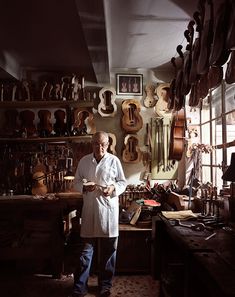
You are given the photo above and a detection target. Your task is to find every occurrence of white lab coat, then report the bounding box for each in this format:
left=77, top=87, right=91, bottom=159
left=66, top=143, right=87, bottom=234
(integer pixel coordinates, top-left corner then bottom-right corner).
left=73, top=152, right=127, bottom=238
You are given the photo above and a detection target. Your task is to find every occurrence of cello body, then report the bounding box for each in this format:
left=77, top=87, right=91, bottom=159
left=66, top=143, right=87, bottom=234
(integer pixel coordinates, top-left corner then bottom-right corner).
left=169, top=108, right=186, bottom=161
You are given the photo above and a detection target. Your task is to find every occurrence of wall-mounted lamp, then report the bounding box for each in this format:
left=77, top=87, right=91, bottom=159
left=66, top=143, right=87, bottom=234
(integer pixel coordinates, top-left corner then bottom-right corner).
left=64, top=171, right=75, bottom=181
left=64, top=157, right=75, bottom=182
left=222, top=152, right=235, bottom=221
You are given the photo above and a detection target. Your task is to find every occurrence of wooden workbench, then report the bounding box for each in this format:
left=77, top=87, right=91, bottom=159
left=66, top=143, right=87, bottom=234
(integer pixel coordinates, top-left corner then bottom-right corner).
left=0, top=194, right=83, bottom=277
left=153, top=214, right=235, bottom=297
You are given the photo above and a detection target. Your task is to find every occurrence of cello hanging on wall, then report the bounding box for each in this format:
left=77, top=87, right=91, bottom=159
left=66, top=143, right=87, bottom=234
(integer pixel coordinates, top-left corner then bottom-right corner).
left=169, top=108, right=186, bottom=161
left=121, top=99, right=143, bottom=133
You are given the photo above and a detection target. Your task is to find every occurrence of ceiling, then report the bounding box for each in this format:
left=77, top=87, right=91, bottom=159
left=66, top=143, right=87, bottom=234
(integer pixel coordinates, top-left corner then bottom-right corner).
left=0, top=0, right=198, bottom=84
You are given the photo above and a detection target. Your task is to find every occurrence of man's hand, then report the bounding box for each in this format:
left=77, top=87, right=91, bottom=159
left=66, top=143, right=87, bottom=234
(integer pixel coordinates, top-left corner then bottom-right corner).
left=102, top=185, right=115, bottom=197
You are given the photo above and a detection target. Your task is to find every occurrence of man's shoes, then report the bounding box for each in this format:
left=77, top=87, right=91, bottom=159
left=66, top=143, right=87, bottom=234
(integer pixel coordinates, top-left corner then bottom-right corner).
left=100, top=290, right=111, bottom=297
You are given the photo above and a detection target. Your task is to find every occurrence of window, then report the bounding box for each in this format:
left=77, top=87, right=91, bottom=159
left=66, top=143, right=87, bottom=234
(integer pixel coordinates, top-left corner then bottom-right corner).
left=200, top=80, right=235, bottom=190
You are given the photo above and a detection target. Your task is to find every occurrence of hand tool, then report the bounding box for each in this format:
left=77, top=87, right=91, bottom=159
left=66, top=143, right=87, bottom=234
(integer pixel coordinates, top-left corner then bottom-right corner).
left=174, top=219, right=206, bottom=231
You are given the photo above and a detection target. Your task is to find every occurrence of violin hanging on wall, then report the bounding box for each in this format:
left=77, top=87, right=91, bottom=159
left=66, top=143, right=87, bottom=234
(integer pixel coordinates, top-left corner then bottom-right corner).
left=72, top=108, right=96, bottom=135
left=168, top=57, right=177, bottom=111
left=174, top=45, right=185, bottom=111
left=197, top=0, right=214, bottom=75
left=182, top=20, right=195, bottom=96
left=121, top=99, right=143, bottom=133
left=143, top=83, right=157, bottom=108
left=19, top=110, right=36, bottom=137
left=98, top=86, right=117, bottom=117
left=154, top=83, right=172, bottom=117
left=189, top=11, right=202, bottom=85
left=31, top=156, right=48, bottom=195
left=37, top=110, right=53, bottom=137
left=31, top=171, right=48, bottom=196
left=209, top=0, right=230, bottom=67
left=4, top=109, right=19, bottom=136
left=122, top=134, right=142, bottom=163
left=53, top=109, right=68, bottom=136
left=107, top=133, right=117, bottom=155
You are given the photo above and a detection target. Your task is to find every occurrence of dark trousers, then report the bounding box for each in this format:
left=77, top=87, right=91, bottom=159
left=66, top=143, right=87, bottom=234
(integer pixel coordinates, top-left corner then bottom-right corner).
left=73, top=237, right=118, bottom=295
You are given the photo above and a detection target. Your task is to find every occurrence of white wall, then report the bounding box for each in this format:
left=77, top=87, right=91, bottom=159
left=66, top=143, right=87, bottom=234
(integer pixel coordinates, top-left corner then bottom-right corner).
left=95, top=68, right=175, bottom=186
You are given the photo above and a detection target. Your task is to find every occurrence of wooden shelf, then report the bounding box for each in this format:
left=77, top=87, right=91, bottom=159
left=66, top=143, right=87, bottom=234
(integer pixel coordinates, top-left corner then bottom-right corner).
left=0, top=100, right=94, bottom=109
left=0, top=135, right=92, bottom=143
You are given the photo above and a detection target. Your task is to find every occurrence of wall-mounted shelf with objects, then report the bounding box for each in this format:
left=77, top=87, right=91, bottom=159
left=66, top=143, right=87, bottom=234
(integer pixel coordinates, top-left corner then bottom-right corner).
left=0, top=76, right=96, bottom=196
left=0, top=100, right=94, bottom=109
left=0, top=135, right=92, bottom=143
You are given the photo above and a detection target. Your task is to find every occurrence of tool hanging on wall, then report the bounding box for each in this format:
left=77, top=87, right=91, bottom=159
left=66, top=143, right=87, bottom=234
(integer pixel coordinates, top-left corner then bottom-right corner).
left=142, top=123, right=152, bottom=182
left=151, top=117, right=176, bottom=174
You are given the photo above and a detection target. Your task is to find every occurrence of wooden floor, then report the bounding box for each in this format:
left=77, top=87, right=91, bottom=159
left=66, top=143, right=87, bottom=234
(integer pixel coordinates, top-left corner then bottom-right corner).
left=0, top=273, right=160, bottom=297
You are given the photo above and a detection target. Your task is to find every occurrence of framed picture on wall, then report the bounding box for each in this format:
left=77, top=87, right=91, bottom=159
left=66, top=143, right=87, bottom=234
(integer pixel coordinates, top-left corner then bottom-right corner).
left=116, top=74, right=143, bottom=96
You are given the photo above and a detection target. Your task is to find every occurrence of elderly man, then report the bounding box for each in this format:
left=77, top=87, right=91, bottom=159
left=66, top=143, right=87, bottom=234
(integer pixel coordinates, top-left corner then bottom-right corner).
left=70, top=131, right=127, bottom=297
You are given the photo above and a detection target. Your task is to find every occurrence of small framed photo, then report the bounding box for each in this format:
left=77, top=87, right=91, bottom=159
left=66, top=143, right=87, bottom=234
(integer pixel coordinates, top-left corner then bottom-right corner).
left=116, top=74, right=143, bottom=96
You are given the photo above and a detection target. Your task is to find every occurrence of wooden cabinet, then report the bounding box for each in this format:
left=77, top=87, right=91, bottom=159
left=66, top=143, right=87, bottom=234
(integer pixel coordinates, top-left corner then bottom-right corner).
left=0, top=195, right=83, bottom=277
left=63, top=222, right=153, bottom=275
left=0, top=198, right=64, bottom=277
left=116, top=225, right=152, bottom=274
